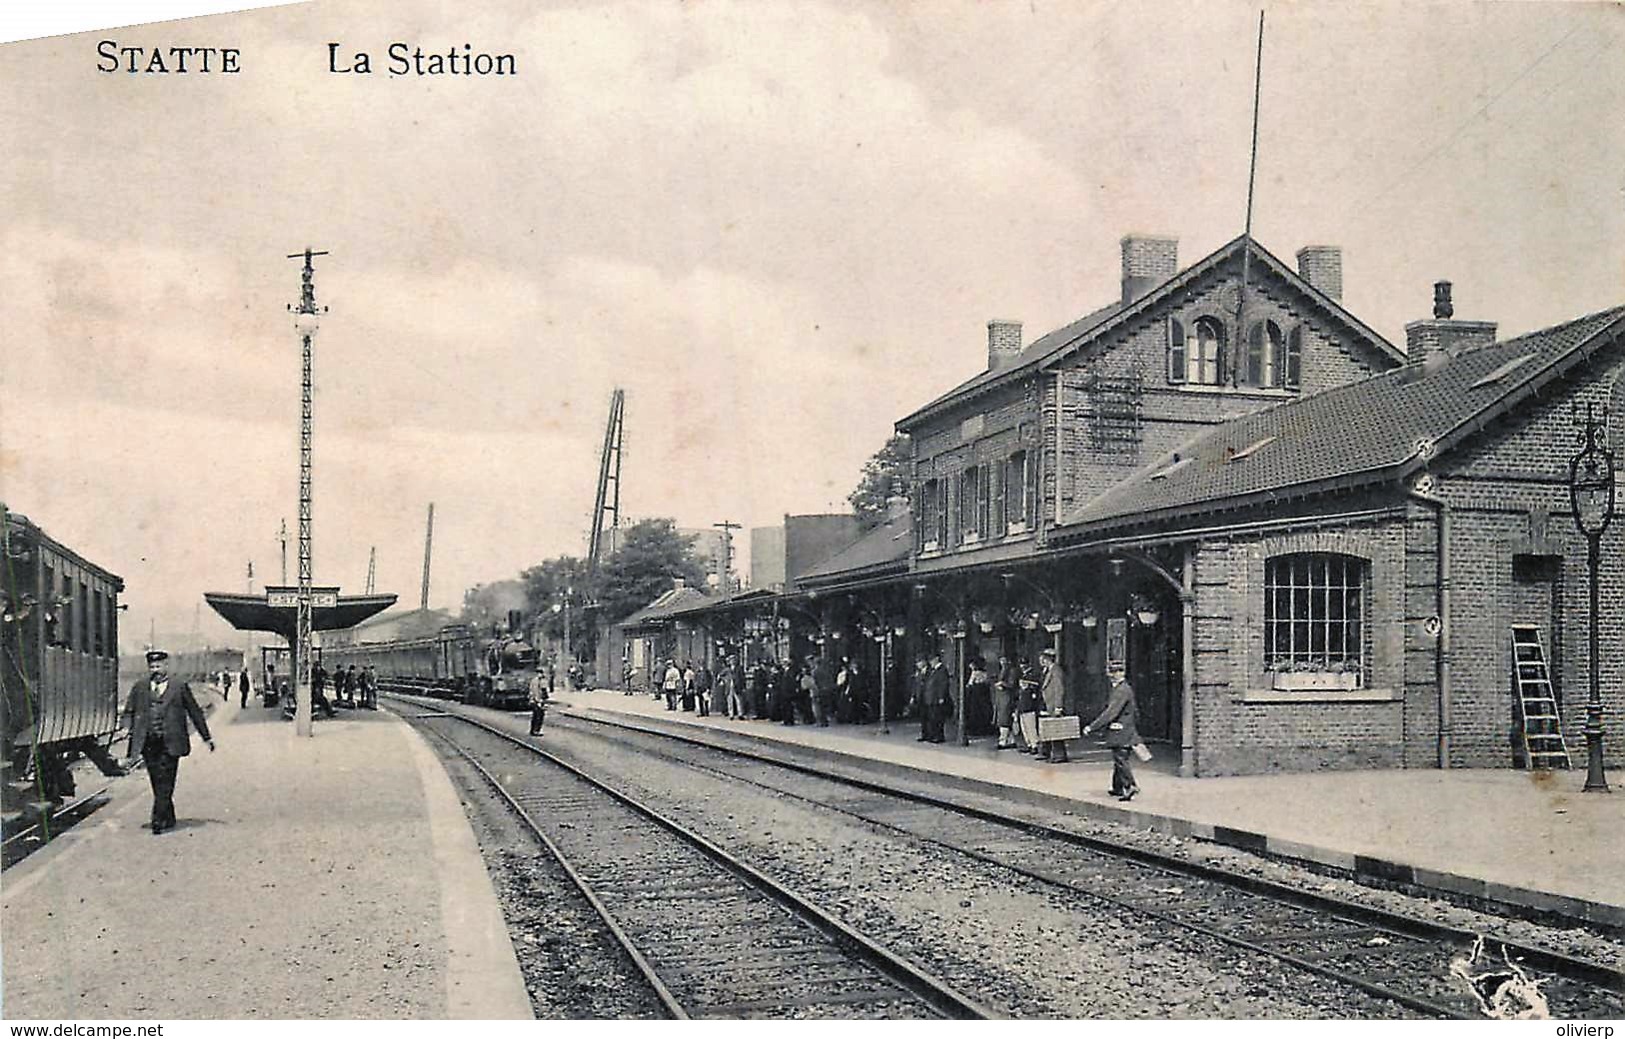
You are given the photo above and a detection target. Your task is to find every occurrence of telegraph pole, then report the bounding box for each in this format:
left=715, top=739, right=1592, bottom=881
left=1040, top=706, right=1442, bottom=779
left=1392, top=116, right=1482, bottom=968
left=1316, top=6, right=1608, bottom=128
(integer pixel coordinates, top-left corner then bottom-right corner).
left=713, top=520, right=741, bottom=594
left=246, top=560, right=256, bottom=667
left=278, top=519, right=289, bottom=584
left=420, top=503, right=435, bottom=611
left=1233, top=9, right=1265, bottom=386
left=287, top=247, right=329, bottom=737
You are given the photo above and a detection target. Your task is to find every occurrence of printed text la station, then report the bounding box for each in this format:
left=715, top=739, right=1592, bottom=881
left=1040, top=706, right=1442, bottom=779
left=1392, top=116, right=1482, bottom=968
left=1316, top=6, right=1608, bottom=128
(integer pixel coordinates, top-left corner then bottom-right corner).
left=93, top=41, right=518, bottom=77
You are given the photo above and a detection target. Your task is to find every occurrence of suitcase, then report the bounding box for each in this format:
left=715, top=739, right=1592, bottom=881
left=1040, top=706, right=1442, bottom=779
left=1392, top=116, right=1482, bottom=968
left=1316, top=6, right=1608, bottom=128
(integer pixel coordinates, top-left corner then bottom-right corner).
left=1037, top=714, right=1082, bottom=741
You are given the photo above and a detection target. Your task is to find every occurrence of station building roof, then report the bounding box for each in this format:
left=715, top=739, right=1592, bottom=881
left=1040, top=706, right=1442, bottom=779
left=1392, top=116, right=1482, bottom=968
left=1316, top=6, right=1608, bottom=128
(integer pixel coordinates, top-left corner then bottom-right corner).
left=897, top=235, right=1403, bottom=431
left=1054, top=304, right=1625, bottom=541
left=796, top=506, right=913, bottom=590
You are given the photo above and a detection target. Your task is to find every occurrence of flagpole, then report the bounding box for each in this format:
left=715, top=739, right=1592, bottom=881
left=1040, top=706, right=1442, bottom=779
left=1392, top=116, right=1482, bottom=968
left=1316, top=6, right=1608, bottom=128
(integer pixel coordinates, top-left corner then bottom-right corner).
left=1235, top=9, right=1265, bottom=386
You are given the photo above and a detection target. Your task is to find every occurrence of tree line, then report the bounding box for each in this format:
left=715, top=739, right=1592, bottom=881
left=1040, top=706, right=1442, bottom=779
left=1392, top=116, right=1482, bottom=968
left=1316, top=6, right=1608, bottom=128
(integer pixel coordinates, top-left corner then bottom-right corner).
left=459, top=434, right=912, bottom=659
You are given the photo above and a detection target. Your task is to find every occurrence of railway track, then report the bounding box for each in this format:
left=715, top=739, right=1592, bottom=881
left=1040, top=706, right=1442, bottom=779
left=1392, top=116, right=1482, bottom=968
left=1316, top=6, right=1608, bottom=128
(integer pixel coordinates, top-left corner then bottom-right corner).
left=1, top=786, right=112, bottom=870
left=393, top=703, right=994, bottom=1020
left=544, top=705, right=1625, bottom=1020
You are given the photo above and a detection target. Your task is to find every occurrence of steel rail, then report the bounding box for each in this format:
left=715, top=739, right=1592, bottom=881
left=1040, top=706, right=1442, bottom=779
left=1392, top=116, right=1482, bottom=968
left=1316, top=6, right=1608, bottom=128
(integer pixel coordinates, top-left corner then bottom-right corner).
left=554, top=711, right=1469, bottom=1019
left=556, top=707, right=1625, bottom=1008
left=1, top=785, right=112, bottom=870
left=392, top=699, right=995, bottom=1020
left=406, top=714, right=688, bottom=1019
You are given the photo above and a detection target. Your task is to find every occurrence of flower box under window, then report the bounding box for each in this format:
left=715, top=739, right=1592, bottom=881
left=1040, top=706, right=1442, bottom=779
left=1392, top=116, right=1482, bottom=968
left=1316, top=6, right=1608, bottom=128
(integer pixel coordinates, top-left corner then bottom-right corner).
left=921, top=540, right=939, bottom=554
left=1271, top=670, right=1361, bottom=692
left=1006, top=521, right=1028, bottom=536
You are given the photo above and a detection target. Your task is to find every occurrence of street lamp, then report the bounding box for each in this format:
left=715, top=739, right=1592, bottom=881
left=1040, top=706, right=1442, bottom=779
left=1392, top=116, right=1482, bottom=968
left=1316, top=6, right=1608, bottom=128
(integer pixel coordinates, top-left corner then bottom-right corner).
left=1569, top=402, right=1616, bottom=792
left=859, top=610, right=897, bottom=735
left=551, top=585, right=574, bottom=678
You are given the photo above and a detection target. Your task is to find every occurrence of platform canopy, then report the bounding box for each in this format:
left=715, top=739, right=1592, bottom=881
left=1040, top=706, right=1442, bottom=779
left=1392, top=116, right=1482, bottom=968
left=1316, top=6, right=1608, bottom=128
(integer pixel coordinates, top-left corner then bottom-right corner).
left=204, top=587, right=398, bottom=641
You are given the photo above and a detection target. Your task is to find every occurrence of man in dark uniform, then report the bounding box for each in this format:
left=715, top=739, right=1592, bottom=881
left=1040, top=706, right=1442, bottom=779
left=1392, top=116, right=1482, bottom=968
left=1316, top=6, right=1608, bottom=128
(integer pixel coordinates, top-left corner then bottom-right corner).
left=238, top=668, right=251, bottom=709
left=122, top=649, right=214, bottom=834
left=912, top=658, right=931, bottom=741
left=1084, top=665, right=1140, bottom=801
left=920, top=653, right=949, bottom=743
left=527, top=669, right=551, bottom=736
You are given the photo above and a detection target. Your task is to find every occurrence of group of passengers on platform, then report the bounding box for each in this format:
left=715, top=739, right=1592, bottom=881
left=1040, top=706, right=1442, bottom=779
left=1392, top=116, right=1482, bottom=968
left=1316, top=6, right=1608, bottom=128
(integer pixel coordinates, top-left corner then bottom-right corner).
left=279, top=663, right=378, bottom=719
left=655, top=654, right=878, bottom=726
left=643, top=642, right=1142, bottom=800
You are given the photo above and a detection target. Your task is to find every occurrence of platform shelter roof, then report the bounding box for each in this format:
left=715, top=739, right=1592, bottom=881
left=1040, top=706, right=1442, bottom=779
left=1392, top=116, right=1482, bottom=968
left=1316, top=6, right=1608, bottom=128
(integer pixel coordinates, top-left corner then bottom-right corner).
left=203, top=591, right=398, bottom=640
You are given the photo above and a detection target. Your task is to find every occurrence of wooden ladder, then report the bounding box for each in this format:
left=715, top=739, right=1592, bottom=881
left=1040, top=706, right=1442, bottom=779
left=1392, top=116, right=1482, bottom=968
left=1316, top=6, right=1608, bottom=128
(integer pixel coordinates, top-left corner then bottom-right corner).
left=1511, top=625, right=1571, bottom=770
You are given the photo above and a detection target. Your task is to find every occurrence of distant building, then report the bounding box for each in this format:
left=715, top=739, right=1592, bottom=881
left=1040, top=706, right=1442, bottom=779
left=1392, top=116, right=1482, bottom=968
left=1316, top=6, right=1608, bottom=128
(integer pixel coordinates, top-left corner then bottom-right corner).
left=749, top=514, right=862, bottom=592
left=615, top=579, right=715, bottom=691
left=320, top=606, right=451, bottom=648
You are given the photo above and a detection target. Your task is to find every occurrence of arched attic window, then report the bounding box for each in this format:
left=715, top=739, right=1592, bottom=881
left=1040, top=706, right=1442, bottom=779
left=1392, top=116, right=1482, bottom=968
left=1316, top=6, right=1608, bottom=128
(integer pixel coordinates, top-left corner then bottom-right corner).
left=1167, top=316, right=1227, bottom=386
left=1243, top=319, right=1304, bottom=390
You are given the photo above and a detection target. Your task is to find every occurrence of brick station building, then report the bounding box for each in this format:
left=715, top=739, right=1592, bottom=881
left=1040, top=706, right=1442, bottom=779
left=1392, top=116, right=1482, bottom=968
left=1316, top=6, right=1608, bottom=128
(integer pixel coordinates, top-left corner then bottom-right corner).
left=636, top=233, right=1625, bottom=777
left=1051, top=299, right=1625, bottom=774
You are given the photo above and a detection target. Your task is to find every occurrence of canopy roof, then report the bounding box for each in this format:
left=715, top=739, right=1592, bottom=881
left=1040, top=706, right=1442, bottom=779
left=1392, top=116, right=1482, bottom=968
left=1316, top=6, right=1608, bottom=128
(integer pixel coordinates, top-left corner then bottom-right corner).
left=204, top=590, right=398, bottom=641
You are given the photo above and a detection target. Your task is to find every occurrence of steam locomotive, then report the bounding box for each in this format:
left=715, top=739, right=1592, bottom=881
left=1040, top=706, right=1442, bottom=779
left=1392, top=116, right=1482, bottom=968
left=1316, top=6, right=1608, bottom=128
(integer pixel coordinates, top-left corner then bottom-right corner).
left=323, top=614, right=539, bottom=710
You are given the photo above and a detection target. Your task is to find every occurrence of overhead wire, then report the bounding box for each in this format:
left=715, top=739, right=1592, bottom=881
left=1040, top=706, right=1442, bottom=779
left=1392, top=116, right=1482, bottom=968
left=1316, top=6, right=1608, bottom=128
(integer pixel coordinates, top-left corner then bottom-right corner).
left=1352, top=22, right=1589, bottom=212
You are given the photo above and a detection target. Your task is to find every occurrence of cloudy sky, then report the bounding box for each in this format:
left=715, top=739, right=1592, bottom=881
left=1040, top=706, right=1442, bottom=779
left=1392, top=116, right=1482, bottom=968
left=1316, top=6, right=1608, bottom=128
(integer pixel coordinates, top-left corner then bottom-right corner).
left=2, top=0, right=1622, bottom=653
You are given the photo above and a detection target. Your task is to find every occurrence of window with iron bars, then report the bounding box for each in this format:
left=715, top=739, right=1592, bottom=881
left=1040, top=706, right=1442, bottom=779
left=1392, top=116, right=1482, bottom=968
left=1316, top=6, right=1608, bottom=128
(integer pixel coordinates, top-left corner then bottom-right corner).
left=1263, top=553, right=1366, bottom=680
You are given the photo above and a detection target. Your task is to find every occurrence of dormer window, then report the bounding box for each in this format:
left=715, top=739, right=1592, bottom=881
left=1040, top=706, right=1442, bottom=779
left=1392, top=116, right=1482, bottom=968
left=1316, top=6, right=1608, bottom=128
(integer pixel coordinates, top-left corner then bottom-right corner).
left=1168, top=316, right=1227, bottom=386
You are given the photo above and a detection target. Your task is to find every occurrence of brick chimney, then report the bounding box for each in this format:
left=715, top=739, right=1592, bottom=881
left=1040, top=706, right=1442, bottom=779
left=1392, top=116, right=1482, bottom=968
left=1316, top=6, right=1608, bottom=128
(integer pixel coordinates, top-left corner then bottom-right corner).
left=1404, top=280, right=1498, bottom=366
left=1295, top=245, right=1342, bottom=300
left=986, top=319, right=1023, bottom=370
left=1120, top=234, right=1178, bottom=306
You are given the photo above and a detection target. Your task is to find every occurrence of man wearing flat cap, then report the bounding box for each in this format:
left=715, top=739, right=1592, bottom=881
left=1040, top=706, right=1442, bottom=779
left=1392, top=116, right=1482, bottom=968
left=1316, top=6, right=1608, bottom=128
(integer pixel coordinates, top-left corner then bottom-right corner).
left=122, top=649, right=215, bottom=834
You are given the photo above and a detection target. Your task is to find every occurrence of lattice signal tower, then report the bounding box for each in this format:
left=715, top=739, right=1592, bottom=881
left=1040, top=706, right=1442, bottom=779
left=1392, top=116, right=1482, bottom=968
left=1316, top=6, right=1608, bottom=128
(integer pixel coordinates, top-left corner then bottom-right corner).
left=587, top=389, right=626, bottom=577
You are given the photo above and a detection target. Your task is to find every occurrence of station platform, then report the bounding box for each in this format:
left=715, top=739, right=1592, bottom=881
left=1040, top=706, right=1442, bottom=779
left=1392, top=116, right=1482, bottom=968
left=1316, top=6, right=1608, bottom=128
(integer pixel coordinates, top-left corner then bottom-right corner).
left=560, top=687, right=1625, bottom=931
left=1, top=692, right=532, bottom=1020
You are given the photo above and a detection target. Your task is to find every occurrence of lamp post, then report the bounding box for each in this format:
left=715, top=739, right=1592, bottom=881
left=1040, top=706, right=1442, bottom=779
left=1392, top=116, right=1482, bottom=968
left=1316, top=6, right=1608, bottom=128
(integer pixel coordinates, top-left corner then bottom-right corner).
left=860, top=610, right=898, bottom=735
left=287, top=247, right=328, bottom=738
left=1569, top=402, right=1616, bottom=792
left=550, top=585, right=574, bottom=678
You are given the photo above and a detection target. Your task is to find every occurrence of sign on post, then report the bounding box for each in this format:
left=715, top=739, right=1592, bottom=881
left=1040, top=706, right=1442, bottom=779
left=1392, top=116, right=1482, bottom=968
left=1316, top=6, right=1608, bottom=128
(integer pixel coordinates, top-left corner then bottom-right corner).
left=266, top=587, right=339, bottom=608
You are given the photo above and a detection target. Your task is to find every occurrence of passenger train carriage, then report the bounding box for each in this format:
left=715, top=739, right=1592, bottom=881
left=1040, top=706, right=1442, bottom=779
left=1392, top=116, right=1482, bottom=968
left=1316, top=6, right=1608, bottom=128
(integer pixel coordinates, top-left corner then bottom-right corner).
left=324, top=620, right=538, bottom=710
left=1, top=507, right=124, bottom=801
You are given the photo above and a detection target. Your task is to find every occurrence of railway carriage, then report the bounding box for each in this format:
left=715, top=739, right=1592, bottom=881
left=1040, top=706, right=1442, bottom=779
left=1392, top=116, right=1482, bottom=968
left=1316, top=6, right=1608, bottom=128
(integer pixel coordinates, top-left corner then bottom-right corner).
left=1, top=507, right=124, bottom=801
